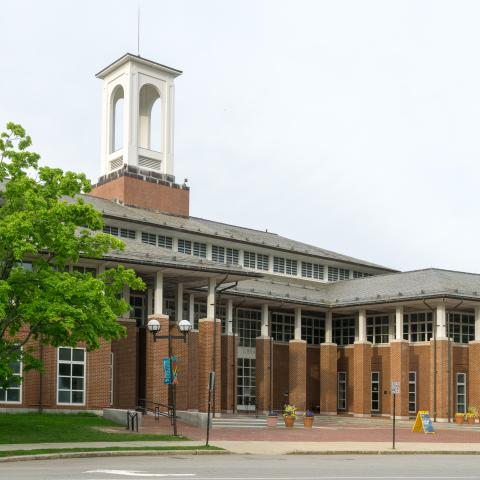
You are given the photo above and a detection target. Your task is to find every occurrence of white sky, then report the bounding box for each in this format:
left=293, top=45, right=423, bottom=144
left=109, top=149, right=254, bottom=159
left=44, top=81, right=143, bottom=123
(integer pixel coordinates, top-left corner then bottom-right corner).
left=1, top=0, right=479, bottom=273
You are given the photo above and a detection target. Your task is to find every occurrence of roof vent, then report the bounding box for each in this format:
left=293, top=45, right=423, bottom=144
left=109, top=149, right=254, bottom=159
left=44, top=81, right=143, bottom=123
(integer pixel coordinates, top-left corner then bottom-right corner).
left=398, top=292, right=403, bottom=296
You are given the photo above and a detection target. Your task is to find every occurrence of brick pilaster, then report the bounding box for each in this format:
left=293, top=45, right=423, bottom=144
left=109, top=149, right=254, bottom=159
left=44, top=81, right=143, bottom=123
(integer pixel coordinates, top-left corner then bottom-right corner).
left=198, top=318, right=222, bottom=413
left=469, top=341, right=480, bottom=414
left=188, top=330, right=199, bottom=410
left=430, top=338, right=450, bottom=421
left=256, top=336, right=272, bottom=413
left=145, top=314, right=169, bottom=407
left=390, top=340, right=409, bottom=418
left=221, top=333, right=237, bottom=413
left=320, top=342, right=337, bottom=415
left=353, top=342, right=372, bottom=416
left=289, top=339, right=307, bottom=411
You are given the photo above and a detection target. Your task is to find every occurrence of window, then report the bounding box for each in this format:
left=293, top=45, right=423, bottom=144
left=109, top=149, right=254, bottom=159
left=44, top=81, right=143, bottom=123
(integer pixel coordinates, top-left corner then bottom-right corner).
left=212, top=245, right=225, bottom=263
left=193, top=301, right=207, bottom=330
left=338, top=372, right=347, bottom=410
left=271, top=312, right=294, bottom=342
left=57, top=347, right=85, bottom=405
left=332, top=316, right=355, bottom=345
left=237, top=357, right=256, bottom=408
left=158, top=235, right=173, bottom=249
left=353, top=271, right=363, bottom=279
left=0, top=358, right=21, bottom=403
left=141, top=232, right=156, bottom=246
left=339, top=268, right=350, bottom=280
left=226, top=248, right=239, bottom=265
left=178, top=239, right=192, bottom=255
left=130, top=294, right=146, bottom=327
left=286, top=259, right=297, bottom=276
left=403, top=312, right=433, bottom=342
left=302, top=262, right=324, bottom=280
left=103, top=225, right=119, bottom=236
left=72, top=266, right=97, bottom=276
left=328, top=267, right=339, bottom=282
left=409, top=371, right=416, bottom=414
left=120, top=228, right=136, bottom=239
left=257, top=254, right=269, bottom=271
left=244, top=251, right=256, bottom=269
left=302, top=316, right=325, bottom=345
left=448, top=313, right=475, bottom=344
left=371, top=372, right=380, bottom=412
left=193, top=242, right=207, bottom=258
left=273, top=257, right=285, bottom=274
left=456, top=373, right=467, bottom=414
left=237, top=308, right=261, bottom=348
left=367, top=315, right=390, bottom=344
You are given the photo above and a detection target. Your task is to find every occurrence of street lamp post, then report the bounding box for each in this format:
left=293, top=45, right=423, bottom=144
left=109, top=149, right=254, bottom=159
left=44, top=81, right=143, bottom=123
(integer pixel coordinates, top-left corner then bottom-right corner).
left=147, top=318, right=192, bottom=436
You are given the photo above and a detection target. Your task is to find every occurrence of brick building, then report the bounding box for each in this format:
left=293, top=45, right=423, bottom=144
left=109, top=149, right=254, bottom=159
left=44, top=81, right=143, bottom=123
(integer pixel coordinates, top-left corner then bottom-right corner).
left=2, top=53, right=480, bottom=422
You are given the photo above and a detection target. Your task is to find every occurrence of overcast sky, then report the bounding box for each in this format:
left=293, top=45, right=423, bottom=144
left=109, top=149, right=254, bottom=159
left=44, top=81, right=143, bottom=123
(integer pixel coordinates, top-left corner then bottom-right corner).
left=1, top=0, right=480, bottom=273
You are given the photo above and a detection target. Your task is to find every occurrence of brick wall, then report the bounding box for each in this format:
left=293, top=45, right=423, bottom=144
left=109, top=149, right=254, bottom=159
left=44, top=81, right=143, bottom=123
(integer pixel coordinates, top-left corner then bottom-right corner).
left=338, top=346, right=354, bottom=413
left=288, top=340, right=307, bottom=411
left=469, top=341, right=480, bottom=414
left=320, top=343, right=337, bottom=414
left=256, top=337, right=271, bottom=413
left=372, top=345, right=391, bottom=416
left=306, top=346, right=320, bottom=411
left=221, top=334, right=237, bottom=412
left=352, top=342, right=372, bottom=416
left=89, top=175, right=190, bottom=216
left=187, top=331, right=199, bottom=410
left=272, top=343, right=289, bottom=410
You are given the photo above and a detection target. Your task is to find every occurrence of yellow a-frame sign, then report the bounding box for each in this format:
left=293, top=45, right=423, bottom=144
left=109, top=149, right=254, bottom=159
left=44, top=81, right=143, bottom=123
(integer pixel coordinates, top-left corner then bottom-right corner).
left=412, top=411, right=435, bottom=434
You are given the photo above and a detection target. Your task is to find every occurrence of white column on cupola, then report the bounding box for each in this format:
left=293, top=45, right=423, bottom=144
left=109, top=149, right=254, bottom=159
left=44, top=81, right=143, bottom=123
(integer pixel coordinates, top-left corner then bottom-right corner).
left=261, top=304, right=269, bottom=337
left=154, top=271, right=163, bottom=315
left=325, top=310, right=333, bottom=343
left=207, top=277, right=216, bottom=319
left=294, top=307, right=302, bottom=340
left=358, top=309, right=367, bottom=342
left=395, top=306, right=404, bottom=340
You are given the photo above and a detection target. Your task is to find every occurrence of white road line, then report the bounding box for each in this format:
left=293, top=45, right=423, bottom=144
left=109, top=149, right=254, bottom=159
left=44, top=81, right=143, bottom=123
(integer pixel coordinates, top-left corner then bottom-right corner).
left=84, top=470, right=195, bottom=477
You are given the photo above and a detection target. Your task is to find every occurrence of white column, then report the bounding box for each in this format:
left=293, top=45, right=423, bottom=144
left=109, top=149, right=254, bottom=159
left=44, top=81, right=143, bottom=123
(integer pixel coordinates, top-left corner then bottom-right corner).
left=325, top=310, right=333, bottom=343
left=436, top=303, right=446, bottom=338
left=154, top=271, right=163, bottom=315
left=227, top=299, right=234, bottom=335
left=395, top=306, right=404, bottom=340
left=475, top=306, right=480, bottom=341
left=358, top=309, right=367, bottom=342
left=176, top=283, right=184, bottom=323
left=261, top=304, right=269, bottom=337
left=189, top=293, right=195, bottom=327
left=294, top=307, right=302, bottom=340
left=207, top=277, right=216, bottom=319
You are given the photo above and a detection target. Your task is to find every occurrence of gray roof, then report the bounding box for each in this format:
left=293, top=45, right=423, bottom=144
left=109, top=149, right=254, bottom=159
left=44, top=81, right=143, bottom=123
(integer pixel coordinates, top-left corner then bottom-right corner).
left=81, top=194, right=395, bottom=272
left=226, top=268, right=480, bottom=308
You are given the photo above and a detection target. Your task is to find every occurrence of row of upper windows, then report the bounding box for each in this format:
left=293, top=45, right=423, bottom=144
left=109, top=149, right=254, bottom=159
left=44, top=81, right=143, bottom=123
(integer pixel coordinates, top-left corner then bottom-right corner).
left=103, top=225, right=373, bottom=282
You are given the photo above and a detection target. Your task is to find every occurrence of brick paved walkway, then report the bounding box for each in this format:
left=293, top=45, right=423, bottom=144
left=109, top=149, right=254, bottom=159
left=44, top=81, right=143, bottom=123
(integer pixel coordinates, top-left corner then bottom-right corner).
left=139, top=415, right=480, bottom=444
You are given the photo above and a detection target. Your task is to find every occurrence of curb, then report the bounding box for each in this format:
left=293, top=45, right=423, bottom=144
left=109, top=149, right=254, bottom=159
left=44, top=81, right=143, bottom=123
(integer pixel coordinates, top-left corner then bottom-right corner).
left=0, top=449, right=231, bottom=463
left=287, top=450, right=480, bottom=455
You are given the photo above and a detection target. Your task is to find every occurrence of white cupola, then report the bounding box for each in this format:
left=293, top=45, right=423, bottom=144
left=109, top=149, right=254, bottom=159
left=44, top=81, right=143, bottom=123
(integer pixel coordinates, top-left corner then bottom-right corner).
left=96, top=53, right=182, bottom=176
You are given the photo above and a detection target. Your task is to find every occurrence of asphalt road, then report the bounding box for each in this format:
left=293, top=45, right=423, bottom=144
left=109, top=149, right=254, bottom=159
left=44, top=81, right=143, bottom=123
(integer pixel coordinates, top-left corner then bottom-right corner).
left=1, top=454, right=480, bottom=480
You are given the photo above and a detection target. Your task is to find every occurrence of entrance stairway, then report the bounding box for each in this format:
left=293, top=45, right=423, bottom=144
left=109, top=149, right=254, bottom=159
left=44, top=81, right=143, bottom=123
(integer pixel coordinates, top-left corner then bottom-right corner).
left=212, top=415, right=268, bottom=428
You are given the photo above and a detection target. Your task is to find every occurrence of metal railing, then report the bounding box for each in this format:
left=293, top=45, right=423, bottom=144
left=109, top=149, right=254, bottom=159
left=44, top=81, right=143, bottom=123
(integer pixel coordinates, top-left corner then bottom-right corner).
left=138, top=398, right=174, bottom=426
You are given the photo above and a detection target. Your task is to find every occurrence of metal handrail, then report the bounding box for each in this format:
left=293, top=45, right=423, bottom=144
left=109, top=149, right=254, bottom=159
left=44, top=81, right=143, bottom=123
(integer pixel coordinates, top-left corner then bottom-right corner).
left=138, top=398, right=174, bottom=424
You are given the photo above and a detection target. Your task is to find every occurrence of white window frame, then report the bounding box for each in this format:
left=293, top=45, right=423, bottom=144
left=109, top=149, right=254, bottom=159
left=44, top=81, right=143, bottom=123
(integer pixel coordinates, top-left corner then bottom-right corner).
left=448, top=312, right=475, bottom=344
left=339, top=268, right=350, bottom=280
left=456, top=372, right=467, bottom=414
left=256, top=253, right=269, bottom=271
left=193, top=242, right=207, bottom=258
left=57, top=347, right=86, bottom=406
left=408, top=371, right=416, bottom=414
left=120, top=228, right=136, bottom=239
left=338, top=371, right=347, bottom=410
left=273, top=256, right=285, bottom=274
left=103, top=225, right=119, bottom=236
left=403, top=312, right=433, bottom=342
left=226, top=248, right=239, bottom=265
left=371, top=371, right=380, bottom=412
left=178, top=239, right=192, bottom=255
left=243, top=251, right=256, bottom=269
left=212, top=245, right=225, bottom=263
left=141, top=232, right=156, bottom=246
left=367, top=315, right=390, bottom=344
left=301, top=315, right=325, bottom=345
left=328, top=267, right=339, bottom=282
left=271, top=312, right=294, bottom=342
left=285, top=259, right=298, bottom=276
left=332, top=316, right=355, bottom=346
left=0, top=356, right=22, bottom=404
left=158, top=235, right=173, bottom=249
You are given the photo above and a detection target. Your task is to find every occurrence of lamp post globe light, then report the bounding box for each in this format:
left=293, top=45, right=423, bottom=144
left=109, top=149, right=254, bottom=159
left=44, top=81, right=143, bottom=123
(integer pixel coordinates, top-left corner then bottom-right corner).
left=146, top=317, right=192, bottom=436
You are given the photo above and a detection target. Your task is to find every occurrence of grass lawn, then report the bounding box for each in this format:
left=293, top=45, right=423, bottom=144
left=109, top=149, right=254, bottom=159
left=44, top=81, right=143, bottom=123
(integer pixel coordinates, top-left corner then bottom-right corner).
left=0, top=413, right=187, bottom=444
left=0, top=445, right=222, bottom=458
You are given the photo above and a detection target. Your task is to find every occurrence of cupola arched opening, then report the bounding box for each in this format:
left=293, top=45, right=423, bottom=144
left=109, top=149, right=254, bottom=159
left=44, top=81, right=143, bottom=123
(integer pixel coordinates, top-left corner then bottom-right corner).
left=139, top=84, right=162, bottom=152
left=110, top=85, right=124, bottom=153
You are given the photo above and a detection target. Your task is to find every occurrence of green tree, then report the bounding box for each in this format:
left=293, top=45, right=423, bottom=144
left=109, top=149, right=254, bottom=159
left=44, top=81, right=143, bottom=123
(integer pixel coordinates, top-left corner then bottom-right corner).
left=0, top=122, right=145, bottom=388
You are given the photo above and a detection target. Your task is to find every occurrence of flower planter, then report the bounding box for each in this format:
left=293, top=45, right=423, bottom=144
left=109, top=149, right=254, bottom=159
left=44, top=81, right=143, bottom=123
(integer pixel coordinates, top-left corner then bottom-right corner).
left=303, top=416, right=314, bottom=428
left=284, top=416, right=295, bottom=428
left=267, top=416, right=278, bottom=427
left=467, top=416, right=476, bottom=425
left=455, top=415, right=465, bottom=424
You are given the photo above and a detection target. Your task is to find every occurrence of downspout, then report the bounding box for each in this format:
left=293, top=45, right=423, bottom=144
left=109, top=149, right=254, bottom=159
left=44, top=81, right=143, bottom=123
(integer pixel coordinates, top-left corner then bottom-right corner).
left=38, top=338, right=44, bottom=414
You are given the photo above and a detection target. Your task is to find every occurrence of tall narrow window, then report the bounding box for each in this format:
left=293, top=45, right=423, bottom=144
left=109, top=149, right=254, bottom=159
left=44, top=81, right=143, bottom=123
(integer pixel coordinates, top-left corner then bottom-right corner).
left=338, top=372, right=347, bottom=410
left=111, top=86, right=124, bottom=153
left=371, top=372, right=380, bottom=412
left=0, top=357, right=21, bottom=403
left=408, top=371, right=417, bottom=414
left=456, top=373, right=467, bottom=414
left=57, top=347, right=85, bottom=405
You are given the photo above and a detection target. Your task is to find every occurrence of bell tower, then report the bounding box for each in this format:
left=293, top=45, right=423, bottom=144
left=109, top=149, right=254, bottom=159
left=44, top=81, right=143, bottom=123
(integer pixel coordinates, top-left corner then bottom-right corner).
left=90, top=53, right=189, bottom=216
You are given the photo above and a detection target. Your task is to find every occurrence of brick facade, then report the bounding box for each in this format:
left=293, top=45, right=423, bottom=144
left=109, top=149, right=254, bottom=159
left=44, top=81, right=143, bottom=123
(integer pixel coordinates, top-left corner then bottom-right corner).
left=390, top=340, right=409, bottom=418
left=288, top=340, right=307, bottom=411
left=255, top=336, right=272, bottom=413
left=221, top=334, right=237, bottom=413
left=352, top=342, right=372, bottom=416
left=319, top=343, right=337, bottom=414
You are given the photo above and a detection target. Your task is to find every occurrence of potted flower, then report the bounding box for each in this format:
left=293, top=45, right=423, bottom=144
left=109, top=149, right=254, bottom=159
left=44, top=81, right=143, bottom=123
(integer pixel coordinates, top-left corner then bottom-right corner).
left=466, top=406, right=478, bottom=425
left=303, top=410, right=315, bottom=428
left=283, top=404, right=297, bottom=428
left=266, top=411, right=278, bottom=427
left=455, top=412, right=465, bottom=424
